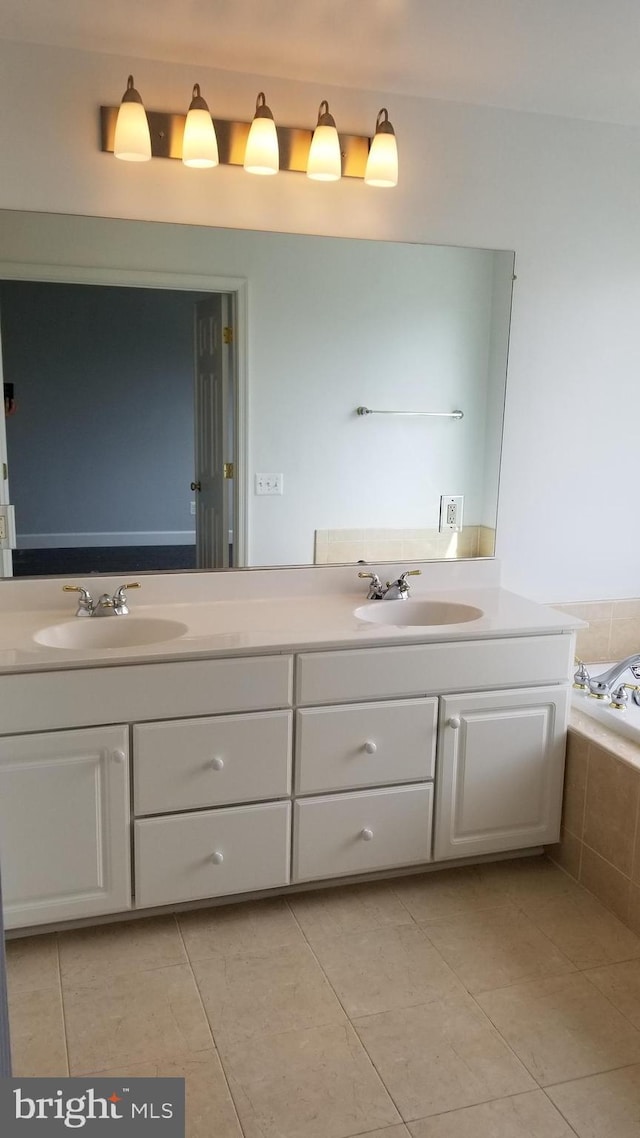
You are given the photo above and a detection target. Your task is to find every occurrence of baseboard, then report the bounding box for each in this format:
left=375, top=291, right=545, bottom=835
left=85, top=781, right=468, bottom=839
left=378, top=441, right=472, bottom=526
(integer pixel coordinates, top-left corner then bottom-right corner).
left=17, top=531, right=196, bottom=549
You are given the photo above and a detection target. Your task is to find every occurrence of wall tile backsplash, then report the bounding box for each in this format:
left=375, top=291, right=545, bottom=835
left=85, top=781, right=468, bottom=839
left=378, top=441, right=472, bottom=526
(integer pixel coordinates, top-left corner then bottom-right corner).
left=314, top=527, right=496, bottom=565
left=554, top=598, right=640, bottom=662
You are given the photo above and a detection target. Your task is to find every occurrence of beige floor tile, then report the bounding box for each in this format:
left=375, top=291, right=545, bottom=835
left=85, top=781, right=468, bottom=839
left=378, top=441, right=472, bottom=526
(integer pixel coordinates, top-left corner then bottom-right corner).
left=420, top=905, right=575, bottom=995
left=353, top=992, right=535, bottom=1121
left=5, top=933, right=59, bottom=997
left=63, top=964, right=213, bottom=1075
left=518, top=888, right=640, bottom=968
left=407, top=1090, right=575, bottom=1137
left=350, top=1129, right=410, bottom=1137
left=311, top=923, right=464, bottom=1017
left=193, top=941, right=345, bottom=1047
left=59, top=917, right=186, bottom=987
left=547, top=1063, right=640, bottom=1138
left=391, top=865, right=510, bottom=922
left=9, top=987, right=68, bottom=1076
left=585, top=958, right=640, bottom=1029
left=87, top=1048, right=243, bottom=1138
left=477, top=972, right=640, bottom=1085
left=219, top=1021, right=400, bottom=1138
left=480, top=856, right=584, bottom=905
left=179, top=898, right=305, bottom=961
left=288, top=882, right=412, bottom=945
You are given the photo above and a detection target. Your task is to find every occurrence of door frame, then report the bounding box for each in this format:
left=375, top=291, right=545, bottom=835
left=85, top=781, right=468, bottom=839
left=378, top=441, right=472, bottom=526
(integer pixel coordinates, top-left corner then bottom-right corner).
left=0, top=262, right=248, bottom=568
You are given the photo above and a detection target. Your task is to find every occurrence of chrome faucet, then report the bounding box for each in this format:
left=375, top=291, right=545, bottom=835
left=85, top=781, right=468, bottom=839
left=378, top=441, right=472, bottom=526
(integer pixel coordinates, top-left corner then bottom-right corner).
left=63, top=582, right=141, bottom=617
left=574, top=654, right=640, bottom=700
left=358, top=568, right=421, bottom=600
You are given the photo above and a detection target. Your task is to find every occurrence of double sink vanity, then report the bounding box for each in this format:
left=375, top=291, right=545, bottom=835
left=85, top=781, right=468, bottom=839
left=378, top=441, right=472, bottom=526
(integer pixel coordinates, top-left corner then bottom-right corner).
left=0, top=562, right=583, bottom=934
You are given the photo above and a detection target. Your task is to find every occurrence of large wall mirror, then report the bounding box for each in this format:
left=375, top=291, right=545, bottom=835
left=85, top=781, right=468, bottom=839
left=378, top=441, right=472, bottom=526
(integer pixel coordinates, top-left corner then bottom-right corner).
left=0, top=210, right=514, bottom=578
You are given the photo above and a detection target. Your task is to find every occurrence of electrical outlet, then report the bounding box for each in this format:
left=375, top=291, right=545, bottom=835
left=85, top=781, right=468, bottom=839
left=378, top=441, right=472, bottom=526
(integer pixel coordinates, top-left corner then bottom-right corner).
left=255, top=473, right=283, bottom=495
left=439, top=494, right=464, bottom=533
left=0, top=516, right=5, bottom=541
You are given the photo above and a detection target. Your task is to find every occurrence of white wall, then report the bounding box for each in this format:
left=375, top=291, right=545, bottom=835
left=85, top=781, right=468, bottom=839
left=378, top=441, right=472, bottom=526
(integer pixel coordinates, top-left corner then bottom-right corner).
left=0, top=39, right=637, bottom=599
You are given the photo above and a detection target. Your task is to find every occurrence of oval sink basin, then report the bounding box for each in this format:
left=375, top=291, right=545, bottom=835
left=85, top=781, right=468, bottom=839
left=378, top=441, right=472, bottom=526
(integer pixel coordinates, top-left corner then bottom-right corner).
left=34, top=617, right=188, bottom=650
left=354, top=600, right=484, bottom=627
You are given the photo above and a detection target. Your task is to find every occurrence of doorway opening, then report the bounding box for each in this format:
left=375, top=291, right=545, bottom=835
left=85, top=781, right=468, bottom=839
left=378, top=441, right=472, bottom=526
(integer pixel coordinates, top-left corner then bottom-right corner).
left=0, top=276, right=244, bottom=578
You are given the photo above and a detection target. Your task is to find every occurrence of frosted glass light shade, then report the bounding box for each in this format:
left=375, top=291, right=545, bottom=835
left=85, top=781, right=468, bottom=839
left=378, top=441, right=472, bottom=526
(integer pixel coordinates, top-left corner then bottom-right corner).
left=365, top=108, right=398, bottom=187
left=307, top=101, right=341, bottom=181
left=182, top=84, right=219, bottom=168
left=113, top=76, right=151, bottom=162
left=244, top=93, right=279, bottom=175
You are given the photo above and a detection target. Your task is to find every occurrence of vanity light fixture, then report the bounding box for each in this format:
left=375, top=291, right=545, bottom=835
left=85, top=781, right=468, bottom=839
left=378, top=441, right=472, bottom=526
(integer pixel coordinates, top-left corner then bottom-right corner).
left=113, top=76, right=151, bottom=162
left=244, top=92, right=279, bottom=175
left=101, top=82, right=398, bottom=185
left=307, top=100, right=342, bottom=181
left=182, top=84, right=219, bottom=168
left=364, top=108, right=398, bottom=188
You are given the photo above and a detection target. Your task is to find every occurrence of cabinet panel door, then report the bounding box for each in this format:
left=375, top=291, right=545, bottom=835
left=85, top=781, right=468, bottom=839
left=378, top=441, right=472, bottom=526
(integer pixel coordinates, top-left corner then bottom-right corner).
left=0, top=727, right=131, bottom=929
left=434, top=686, right=569, bottom=860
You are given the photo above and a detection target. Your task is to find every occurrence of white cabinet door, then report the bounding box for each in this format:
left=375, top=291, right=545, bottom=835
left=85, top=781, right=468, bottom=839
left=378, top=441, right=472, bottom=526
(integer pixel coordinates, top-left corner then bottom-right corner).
left=434, top=686, right=569, bottom=861
left=0, top=726, right=131, bottom=929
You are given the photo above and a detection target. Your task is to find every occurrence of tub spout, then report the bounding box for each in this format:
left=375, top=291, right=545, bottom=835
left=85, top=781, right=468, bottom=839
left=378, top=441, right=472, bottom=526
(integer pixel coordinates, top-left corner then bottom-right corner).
left=588, top=654, right=640, bottom=699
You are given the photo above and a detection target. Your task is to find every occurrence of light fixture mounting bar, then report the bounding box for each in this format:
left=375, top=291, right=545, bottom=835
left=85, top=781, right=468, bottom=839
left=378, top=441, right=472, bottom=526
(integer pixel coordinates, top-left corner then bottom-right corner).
left=100, top=107, right=370, bottom=177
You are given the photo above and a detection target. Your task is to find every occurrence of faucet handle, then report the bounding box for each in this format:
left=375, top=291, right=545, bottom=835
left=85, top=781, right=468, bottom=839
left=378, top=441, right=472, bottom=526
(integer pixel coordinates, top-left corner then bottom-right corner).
left=62, top=584, right=94, bottom=616
left=385, top=568, right=422, bottom=599
left=112, top=582, right=141, bottom=614
left=357, top=571, right=385, bottom=600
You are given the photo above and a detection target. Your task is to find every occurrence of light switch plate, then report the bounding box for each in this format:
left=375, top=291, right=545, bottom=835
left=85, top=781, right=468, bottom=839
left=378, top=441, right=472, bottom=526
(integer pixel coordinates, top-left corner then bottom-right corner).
left=255, top=473, right=283, bottom=495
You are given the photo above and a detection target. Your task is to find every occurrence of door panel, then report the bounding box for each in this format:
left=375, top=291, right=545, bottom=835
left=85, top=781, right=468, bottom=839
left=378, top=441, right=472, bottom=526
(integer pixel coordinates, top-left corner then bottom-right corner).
left=434, top=686, right=569, bottom=860
left=194, top=296, right=230, bottom=568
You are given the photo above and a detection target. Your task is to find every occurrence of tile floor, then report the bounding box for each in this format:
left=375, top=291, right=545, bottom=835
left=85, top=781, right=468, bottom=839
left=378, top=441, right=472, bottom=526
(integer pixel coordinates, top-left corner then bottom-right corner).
left=7, top=855, right=640, bottom=1137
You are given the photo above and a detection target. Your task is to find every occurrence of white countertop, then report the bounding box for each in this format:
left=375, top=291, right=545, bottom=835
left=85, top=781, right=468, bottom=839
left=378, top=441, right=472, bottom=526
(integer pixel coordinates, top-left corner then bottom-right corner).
left=0, top=586, right=585, bottom=674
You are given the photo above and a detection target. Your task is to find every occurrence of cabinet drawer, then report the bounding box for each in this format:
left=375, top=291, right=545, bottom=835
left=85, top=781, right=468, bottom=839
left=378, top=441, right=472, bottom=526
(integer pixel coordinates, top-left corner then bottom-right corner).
left=134, top=710, right=292, bottom=815
left=293, top=784, right=433, bottom=882
left=296, top=699, right=436, bottom=794
left=135, top=801, right=291, bottom=908
left=0, top=654, right=293, bottom=734
left=296, top=636, right=573, bottom=705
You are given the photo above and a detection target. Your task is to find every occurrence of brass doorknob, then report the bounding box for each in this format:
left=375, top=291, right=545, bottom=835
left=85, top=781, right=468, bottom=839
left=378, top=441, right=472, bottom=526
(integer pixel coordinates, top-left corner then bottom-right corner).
left=190, top=481, right=201, bottom=492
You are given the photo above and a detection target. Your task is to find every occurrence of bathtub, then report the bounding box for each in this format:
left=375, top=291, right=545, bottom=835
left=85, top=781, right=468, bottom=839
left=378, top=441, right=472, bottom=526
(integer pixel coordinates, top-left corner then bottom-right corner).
left=572, top=661, right=640, bottom=745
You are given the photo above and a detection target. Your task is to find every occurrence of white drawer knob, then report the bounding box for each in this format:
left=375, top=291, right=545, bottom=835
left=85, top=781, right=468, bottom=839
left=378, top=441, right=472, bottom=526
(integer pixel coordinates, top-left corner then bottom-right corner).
left=210, top=756, right=225, bottom=771
left=361, top=827, right=374, bottom=841
left=211, top=851, right=224, bottom=865
left=364, top=741, right=377, bottom=754
left=448, top=716, right=461, bottom=730
left=112, top=749, right=126, bottom=764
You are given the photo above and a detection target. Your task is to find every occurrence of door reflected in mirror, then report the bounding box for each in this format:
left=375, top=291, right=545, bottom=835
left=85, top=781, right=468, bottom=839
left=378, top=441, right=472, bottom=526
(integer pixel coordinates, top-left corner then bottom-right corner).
left=0, top=210, right=514, bottom=578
